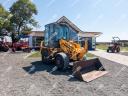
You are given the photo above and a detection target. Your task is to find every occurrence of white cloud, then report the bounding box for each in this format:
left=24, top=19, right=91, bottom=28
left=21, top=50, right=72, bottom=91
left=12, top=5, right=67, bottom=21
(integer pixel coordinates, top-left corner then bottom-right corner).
left=71, top=0, right=80, bottom=7
left=74, top=14, right=81, bottom=22
left=92, top=0, right=103, bottom=7
left=97, top=31, right=128, bottom=42
left=114, top=0, right=125, bottom=7
left=47, top=0, right=55, bottom=7
left=115, top=14, right=127, bottom=24
left=2, top=0, right=12, bottom=6
left=46, top=14, right=58, bottom=24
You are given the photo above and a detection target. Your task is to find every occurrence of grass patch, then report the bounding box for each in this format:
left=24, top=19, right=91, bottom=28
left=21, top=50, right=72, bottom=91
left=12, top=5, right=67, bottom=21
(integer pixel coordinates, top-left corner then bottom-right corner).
left=120, top=47, right=128, bottom=51
left=28, top=51, right=41, bottom=57
left=86, top=53, right=95, bottom=57
left=96, top=44, right=108, bottom=50
left=96, top=44, right=128, bottom=51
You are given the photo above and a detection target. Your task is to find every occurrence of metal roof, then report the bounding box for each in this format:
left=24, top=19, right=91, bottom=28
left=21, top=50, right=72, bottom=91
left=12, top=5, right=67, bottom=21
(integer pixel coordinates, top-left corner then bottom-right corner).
left=56, top=16, right=82, bottom=33
left=29, top=31, right=44, bottom=37
left=29, top=16, right=102, bottom=37
left=79, top=32, right=102, bottom=37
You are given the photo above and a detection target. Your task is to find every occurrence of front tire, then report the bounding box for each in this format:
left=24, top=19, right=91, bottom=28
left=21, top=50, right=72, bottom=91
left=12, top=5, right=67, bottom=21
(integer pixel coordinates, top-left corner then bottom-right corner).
left=55, top=52, right=69, bottom=70
left=107, top=49, right=109, bottom=52
left=41, top=49, right=49, bottom=63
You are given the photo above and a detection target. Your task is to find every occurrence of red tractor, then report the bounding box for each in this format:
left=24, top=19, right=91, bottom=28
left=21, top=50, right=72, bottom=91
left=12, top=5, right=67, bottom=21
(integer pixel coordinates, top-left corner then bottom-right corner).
left=12, top=38, right=30, bottom=52
left=107, top=37, right=120, bottom=53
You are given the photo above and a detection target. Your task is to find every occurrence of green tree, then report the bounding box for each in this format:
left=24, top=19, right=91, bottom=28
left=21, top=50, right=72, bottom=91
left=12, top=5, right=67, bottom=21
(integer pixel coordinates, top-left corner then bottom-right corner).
left=10, top=0, right=38, bottom=35
left=0, top=4, right=12, bottom=36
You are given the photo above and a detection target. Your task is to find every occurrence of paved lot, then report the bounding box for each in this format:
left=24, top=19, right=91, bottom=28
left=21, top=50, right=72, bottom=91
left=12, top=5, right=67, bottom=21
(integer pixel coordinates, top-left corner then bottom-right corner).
left=120, top=52, right=128, bottom=56
left=89, top=50, right=128, bottom=66
left=0, top=52, right=128, bottom=96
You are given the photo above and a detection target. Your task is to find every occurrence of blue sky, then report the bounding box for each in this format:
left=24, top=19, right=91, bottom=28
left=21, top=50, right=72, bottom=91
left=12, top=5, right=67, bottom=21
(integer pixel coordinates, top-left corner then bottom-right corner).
left=0, top=0, right=128, bottom=42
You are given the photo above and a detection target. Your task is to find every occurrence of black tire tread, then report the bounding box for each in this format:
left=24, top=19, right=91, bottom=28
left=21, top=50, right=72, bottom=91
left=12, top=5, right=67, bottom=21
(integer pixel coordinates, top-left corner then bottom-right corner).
left=55, top=52, right=69, bottom=70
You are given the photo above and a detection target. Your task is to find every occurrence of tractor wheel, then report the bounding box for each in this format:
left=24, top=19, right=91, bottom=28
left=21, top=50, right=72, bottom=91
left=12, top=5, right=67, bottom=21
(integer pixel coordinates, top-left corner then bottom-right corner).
left=41, top=49, right=49, bottom=63
left=3, top=46, right=9, bottom=52
left=55, top=52, right=69, bottom=70
left=117, top=47, right=120, bottom=53
left=107, top=49, right=109, bottom=53
left=107, top=48, right=112, bottom=53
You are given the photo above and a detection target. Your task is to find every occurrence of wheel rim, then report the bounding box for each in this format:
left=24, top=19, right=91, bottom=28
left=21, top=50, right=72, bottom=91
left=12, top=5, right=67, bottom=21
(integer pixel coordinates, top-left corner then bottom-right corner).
left=56, top=59, right=60, bottom=65
left=55, top=56, right=64, bottom=69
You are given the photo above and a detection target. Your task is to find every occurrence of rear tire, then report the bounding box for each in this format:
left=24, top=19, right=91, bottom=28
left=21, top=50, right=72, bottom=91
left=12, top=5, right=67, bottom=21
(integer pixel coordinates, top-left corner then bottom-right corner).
left=3, top=46, right=9, bottom=52
left=117, top=47, right=120, bottom=53
left=55, top=52, right=69, bottom=70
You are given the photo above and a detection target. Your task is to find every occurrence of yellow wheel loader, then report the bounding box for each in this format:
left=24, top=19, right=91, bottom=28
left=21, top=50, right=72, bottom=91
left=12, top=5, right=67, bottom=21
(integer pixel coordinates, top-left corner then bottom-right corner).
left=40, top=23, right=108, bottom=82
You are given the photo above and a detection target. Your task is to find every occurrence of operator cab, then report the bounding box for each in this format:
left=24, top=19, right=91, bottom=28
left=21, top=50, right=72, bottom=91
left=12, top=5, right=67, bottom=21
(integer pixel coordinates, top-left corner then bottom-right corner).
left=44, top=23, right=78, bottom=48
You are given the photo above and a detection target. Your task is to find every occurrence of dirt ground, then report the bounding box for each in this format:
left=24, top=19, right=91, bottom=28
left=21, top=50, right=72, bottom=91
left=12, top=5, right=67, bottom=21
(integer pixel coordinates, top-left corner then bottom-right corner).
left=0, top=52, right=128, bottom=96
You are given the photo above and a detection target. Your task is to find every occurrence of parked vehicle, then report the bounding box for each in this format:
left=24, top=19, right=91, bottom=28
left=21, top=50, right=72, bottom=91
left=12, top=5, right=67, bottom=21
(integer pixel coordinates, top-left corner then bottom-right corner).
left=13, top=38, right=30, bottom=52
left=40, top=22, right=108, bottom=82
left=0, top=37, right=9, bottom=52
left=107, top=37, right=120, bottom=53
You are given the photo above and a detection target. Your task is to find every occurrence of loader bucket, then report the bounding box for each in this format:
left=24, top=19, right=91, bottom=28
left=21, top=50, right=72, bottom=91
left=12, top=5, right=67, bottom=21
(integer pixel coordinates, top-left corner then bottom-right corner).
left=73, top=58, right=108, bottom=82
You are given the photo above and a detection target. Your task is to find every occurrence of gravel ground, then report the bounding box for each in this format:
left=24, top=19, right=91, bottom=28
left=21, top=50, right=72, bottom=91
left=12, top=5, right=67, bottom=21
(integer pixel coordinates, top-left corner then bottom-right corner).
left=0, top=52, right=128, bottom=96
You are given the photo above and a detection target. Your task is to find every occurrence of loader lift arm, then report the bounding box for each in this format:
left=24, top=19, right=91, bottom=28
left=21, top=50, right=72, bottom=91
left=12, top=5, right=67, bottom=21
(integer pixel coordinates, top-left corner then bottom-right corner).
left=59, top=39, right=88, bottom=61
